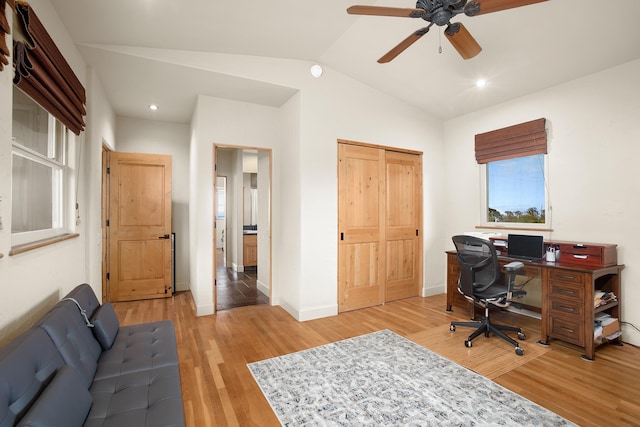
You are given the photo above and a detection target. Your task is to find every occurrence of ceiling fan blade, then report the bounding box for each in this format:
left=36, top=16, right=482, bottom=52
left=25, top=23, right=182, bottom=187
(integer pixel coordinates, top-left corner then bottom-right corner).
left=473, top=0, right=548, bottom=15
left=445, top=23, right=482, bottom=60
left=347, top=5, right=425, bottom=18
left=378, top=27, right=430, bottom=64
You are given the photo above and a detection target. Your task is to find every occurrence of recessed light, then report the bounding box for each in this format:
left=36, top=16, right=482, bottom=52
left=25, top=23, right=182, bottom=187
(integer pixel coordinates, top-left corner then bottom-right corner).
left=310, top=64, right=323, bottom=78
left=148, top=104, right=159, bottom=110
left=475, top=79, right=487, bottom=88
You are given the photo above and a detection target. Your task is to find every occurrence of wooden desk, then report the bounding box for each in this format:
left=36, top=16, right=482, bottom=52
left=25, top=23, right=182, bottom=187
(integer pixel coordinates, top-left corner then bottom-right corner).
left=446, top=251, right=624, bottom=360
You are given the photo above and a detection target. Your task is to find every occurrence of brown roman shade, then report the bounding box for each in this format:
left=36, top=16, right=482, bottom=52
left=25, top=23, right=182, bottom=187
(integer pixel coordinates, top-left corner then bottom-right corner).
left=0, top=0, right=12, bottom=71
left=475, top=118, right=547, bottom=164
left=13, top=1, right=86, bottom=134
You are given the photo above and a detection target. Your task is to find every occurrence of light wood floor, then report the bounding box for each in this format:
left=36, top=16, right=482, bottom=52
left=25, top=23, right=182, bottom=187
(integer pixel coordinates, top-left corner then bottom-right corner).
left=112, top=292, right=640, bottom=427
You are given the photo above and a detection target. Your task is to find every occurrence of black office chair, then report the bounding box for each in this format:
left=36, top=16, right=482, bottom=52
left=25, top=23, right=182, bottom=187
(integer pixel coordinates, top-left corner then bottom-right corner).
left=449, top=235, right=527, bottom=355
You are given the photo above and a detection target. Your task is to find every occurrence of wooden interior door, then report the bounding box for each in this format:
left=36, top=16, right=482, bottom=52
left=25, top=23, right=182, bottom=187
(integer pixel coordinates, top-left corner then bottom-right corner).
left=338, top=143, right=385, bottom=312
left=106, top=152, right=172, bottom=301
left=384, top=150, right=422, bottom=301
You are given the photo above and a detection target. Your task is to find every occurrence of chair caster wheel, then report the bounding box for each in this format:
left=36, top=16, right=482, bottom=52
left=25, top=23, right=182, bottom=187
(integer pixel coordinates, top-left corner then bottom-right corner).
left=464, top=340, right=472, bottom=348
left=450, top=325, right=456, bottom=332
left=518, top=332, right=526, bottom=340
left=515, top=347, right=524, bottom=356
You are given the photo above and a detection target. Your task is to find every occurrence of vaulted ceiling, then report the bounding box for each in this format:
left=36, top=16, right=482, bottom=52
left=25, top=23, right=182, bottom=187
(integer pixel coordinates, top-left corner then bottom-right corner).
left=49, top=0, right=640, bottom=123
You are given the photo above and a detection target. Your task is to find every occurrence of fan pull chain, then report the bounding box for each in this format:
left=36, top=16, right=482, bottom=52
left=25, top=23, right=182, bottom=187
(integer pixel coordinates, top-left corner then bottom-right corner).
left=438, top=28, right=442, bottom=54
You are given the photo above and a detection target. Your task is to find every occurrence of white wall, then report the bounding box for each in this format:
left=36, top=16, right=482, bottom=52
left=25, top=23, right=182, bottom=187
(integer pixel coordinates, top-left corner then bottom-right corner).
left=115, top=117, right=191, bottom=290
left=256, top=149, right=271, bottom=297
left=189, top=96, right=283, bottom=316
left=294, top=68, right=445, bottom=320
left=443, top=59, right=640, bottom=347
left=84, top=68, right=116, bottom=298
left=0, top=0, right=116, bottom=344
left=188, top=62, right=446, bottom=321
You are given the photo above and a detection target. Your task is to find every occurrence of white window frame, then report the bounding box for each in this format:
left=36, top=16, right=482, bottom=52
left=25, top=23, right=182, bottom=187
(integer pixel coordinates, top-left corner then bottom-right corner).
left=11, top=107, right=73, bottom=246
left=479, top=154, right=550, bottom=229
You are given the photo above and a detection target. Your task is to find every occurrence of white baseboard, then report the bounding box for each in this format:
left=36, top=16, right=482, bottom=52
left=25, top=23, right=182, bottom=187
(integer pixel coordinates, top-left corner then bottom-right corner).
left=256, top=279, right=269, bottom=296
left=279, top=301, right=338, bottom=322
left=422, top=284, right=445, bottom=297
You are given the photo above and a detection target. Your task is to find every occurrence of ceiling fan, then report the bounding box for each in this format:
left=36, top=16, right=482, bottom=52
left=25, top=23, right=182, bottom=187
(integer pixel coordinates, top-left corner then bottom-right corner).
left=347, top=0, right=548, bottom=63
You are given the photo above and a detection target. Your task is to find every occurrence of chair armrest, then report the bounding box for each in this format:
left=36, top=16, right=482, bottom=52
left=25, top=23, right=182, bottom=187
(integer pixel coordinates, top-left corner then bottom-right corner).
left=504, top=261, right=524, bottom=271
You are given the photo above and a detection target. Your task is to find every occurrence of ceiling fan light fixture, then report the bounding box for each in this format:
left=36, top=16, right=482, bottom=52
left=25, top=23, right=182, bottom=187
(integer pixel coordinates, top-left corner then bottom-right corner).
left=310, top=64, right=323, bottom=78
left=475, top=79, right=487, bottom=88
left=148, top=104, right=159, bottom=111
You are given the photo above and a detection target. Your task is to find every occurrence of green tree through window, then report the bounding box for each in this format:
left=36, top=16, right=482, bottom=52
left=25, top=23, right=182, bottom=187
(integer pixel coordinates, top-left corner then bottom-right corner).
left=486, top=154, right=546, bottom=224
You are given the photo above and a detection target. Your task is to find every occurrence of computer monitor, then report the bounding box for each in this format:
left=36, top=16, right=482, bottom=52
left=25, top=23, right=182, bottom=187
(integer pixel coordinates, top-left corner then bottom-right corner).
left=507, top=234, right=544, bottom=261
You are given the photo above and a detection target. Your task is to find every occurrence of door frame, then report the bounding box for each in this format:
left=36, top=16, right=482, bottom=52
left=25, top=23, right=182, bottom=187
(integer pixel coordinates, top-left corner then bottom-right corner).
left=101, top=145, right=110, bottom=302
left=213, top=143, right=273, bottom=311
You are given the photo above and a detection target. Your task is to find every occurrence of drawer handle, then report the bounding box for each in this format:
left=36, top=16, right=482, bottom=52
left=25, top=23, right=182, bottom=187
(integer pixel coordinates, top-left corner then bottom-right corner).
left=558, top=289, right=576, bottom=296
left=559, top=326, right=575, bottom=333
left=557, top=305, right=575, bottom=313
left=555, top=274, right=575, bottom=280
left=572, top=255, right=588, bottom=259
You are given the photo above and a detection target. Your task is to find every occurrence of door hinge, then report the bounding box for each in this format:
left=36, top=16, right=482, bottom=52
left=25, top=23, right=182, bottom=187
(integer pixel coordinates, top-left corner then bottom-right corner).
left=106, top=219, right=110, bottom=227
left=106, top=272, right=110, bottom=280
left=106, top=167, right=110, bottom=174
left=416, top=229, right=419, bottom=236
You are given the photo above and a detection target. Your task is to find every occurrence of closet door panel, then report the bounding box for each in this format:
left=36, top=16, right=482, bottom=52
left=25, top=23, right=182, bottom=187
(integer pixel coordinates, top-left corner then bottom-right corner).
left=338, top=144, right=385, bottom=312
left=385, top=151, right=422, bottom=302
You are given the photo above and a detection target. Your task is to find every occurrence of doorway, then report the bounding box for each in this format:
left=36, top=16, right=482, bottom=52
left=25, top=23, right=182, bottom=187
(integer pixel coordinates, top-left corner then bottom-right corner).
left=214, top=145, right=272, bottom=311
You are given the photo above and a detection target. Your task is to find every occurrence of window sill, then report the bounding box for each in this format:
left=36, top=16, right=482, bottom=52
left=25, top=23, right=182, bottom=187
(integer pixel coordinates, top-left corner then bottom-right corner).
left=9, top=233, right=80, bottom=256
left=476, top=225, right=554, bottom=233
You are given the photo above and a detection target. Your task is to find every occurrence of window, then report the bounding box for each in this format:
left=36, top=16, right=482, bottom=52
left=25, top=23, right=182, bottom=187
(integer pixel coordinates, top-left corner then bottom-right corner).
left=484, top=154, right=547, bottom=225
left=475, top=118, right=549, bottom=227
left=11, top=86, right=72, bottom=246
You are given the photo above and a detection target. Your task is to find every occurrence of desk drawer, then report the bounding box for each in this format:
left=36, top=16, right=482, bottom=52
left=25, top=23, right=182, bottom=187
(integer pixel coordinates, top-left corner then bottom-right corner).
left=549, top=316, right=584, bottom=346
left=548, top=280, right=584, bottom=301
left=549, top=269, right=584, bottom=284
left=557, top=243, right=617, bottom=267
left=549, top=298, right=584, bottom=318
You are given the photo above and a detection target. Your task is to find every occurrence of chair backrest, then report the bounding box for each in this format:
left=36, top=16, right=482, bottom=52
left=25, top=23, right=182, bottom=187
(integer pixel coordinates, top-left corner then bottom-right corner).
left=452, top=235, right=501, bottom=297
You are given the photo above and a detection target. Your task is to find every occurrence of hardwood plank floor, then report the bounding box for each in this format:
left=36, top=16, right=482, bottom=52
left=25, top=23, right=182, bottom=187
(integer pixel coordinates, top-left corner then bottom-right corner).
left=112, top=292, right=640, bottom=427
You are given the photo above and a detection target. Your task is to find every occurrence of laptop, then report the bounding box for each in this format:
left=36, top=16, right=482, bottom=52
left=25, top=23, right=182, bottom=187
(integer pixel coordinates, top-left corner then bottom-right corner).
left=507, top=234, right=544, bottom=261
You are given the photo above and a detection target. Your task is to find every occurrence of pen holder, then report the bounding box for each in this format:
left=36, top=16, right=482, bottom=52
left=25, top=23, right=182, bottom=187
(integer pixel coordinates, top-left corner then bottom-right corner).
left=546, top=247, right=556, bottom=262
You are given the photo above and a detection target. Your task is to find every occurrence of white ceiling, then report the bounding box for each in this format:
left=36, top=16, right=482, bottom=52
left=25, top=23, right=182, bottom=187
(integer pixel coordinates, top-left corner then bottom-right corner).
left=49, top=0, right=640, bottom=123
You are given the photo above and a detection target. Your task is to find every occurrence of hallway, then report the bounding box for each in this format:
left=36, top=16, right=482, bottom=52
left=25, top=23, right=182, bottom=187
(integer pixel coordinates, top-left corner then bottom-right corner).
left=216, top=249, right=269, bottom=311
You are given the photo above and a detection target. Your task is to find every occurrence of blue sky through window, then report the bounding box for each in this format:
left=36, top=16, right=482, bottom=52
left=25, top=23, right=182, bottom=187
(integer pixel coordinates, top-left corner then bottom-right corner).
left=487, top=154, right=545, bottom=216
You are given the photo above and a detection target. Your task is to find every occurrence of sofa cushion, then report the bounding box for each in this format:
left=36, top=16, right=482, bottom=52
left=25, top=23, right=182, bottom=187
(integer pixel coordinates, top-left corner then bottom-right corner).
left=91, top=303, right=120, bottom=350
left=0, top=328, right=64, bottom=426
left=94, top=320, right=179, bottom=381
left=17, top=365, right=92, bottom=427
left=36, top=301, right=102, bottom=388
left=85, top=365, right=185, bottom=427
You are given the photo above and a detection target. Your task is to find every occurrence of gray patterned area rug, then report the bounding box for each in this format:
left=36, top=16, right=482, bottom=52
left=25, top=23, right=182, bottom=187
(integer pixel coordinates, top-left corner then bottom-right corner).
left=248, top=329, right=575, bottom=426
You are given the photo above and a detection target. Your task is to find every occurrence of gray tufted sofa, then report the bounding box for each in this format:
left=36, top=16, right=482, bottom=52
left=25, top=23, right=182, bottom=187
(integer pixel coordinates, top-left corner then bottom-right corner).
left=0, top=284, right=185, bottom=427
